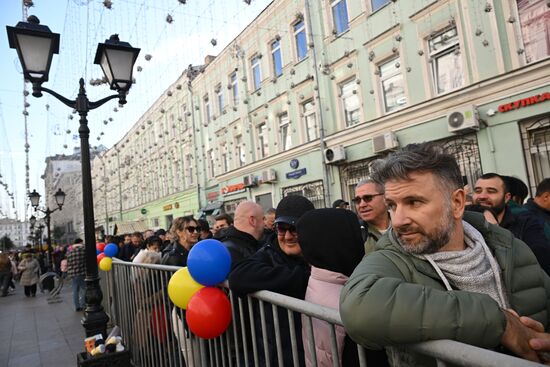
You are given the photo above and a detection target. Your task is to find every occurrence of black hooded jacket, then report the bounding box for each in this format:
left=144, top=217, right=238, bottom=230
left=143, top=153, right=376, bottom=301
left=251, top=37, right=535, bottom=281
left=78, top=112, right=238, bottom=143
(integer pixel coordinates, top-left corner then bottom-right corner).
left=218, top=226, right=262, bottom=269
left=228, top=233, right=310, bottom=366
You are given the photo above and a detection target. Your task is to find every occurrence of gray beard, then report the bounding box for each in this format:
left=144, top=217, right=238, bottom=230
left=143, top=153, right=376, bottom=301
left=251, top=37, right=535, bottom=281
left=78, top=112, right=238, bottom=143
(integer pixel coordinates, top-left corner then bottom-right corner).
left=396, top=209, right=455, bottom=255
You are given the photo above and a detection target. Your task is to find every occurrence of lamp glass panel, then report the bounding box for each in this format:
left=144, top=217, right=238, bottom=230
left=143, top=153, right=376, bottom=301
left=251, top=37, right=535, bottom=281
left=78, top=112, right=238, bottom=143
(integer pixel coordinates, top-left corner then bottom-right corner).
left=100, top=52, right=114, bottom=85
left=16, top=34, right=52, bottom=78
left=55, top=190, right=66, bottom=206
left=29, top=191, right=40, bottom=207
left=104, top=48, right=133, bottom=85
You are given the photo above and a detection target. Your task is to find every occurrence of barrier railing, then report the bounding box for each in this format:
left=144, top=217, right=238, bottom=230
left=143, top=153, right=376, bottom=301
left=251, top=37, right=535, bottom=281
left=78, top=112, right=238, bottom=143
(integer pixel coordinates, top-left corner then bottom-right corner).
left=102, top=260, right=541, bottom=367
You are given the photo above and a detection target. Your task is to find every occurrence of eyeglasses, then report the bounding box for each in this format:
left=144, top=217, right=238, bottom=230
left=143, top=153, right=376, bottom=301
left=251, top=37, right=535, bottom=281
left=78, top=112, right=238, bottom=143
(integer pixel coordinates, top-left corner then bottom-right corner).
left=351, top=193, right=384, bottom=204
left=185, top=226, right=202, bottom=233
left=276, top=223, right=297, bottom=235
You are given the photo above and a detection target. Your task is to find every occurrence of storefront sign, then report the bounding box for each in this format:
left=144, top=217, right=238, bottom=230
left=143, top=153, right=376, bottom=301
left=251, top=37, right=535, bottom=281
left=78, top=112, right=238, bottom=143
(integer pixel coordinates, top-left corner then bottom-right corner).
left=221, top=183, right=246, bottom=195
left=498, top=92, right=550, bottom=113
left=207, top=191, right=219, bottom=201
left=286, top=168, right=307, bottom=179
left=163, top=204, right=173, bottom=211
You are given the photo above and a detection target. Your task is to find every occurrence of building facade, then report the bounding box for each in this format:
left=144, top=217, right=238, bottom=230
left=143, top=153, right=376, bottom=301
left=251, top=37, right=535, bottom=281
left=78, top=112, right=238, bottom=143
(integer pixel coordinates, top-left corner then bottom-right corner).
left=92, top=0, right=550, bottom=232
left=0, top=218, right=31, bottom=249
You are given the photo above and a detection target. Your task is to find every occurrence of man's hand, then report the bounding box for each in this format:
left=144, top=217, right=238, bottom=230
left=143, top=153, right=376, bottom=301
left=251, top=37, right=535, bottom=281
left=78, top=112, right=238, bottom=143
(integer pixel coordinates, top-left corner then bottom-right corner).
left=515, top=312, right=550, bottom=363
left=501, top=309, right=541, bottom=363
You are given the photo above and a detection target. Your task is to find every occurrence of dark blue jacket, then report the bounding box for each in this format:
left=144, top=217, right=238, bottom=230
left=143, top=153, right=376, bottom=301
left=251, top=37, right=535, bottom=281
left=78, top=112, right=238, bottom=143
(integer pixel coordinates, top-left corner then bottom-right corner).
left=524, top=198, right=550, bottom=241
left=500, top=206, right=550, bottom=275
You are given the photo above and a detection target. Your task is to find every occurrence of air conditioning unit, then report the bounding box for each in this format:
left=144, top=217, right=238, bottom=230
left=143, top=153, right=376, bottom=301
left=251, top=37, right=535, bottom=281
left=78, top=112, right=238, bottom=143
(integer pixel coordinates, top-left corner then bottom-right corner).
left=261, top=169, right=277, bottom=183
left=447, top=105, right=479, bottom=133
left=243, top=174, right=257, bottom=187
left=372, top=132, right=399, bottom=154
left=324, top=145, right=346, bottom=164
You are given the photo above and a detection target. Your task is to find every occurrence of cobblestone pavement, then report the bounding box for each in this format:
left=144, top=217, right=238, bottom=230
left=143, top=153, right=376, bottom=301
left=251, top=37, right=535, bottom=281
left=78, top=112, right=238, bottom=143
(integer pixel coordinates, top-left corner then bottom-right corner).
left=0, top=280, right=85, bottom=367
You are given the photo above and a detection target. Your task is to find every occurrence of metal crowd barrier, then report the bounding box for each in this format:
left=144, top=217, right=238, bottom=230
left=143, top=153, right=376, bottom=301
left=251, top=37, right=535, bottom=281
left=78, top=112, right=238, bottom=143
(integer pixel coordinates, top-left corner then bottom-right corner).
left=102, top=260, right=541, bottom=367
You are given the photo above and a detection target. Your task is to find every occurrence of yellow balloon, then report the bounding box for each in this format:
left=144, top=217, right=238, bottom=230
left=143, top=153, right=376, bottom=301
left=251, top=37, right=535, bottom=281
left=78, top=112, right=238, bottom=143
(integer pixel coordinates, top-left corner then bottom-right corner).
left=168, top=267, right=204, bottom=309
left=42, top=245, right=49, bottom=251
left=99, top=257, right=113, bottom=271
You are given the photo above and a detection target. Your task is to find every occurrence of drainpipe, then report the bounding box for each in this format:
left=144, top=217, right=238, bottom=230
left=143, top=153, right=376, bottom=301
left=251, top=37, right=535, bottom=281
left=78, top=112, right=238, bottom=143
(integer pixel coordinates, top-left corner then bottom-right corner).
left=187, top=72, right=204, bottom=210
left=305, top=0, right=331, bottom=208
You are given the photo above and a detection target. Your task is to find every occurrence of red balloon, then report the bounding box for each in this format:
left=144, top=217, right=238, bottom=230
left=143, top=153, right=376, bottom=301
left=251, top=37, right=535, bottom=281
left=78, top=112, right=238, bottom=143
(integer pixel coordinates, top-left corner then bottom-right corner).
left=186, top=287, right=232, bottom=339
left=97, top=253, right=106, bottom=265
left=96, top=242, right=106, bottom=252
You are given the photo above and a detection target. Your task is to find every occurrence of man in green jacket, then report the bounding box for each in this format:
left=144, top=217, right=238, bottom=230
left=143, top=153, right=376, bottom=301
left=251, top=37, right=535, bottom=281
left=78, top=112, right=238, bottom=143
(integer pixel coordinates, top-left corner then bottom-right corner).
left=340, top=142, right=550, bottom=365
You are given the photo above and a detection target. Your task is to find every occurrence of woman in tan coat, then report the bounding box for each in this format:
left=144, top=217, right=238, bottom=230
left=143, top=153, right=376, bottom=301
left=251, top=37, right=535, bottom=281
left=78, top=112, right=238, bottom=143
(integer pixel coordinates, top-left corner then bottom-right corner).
left=18, top=253, right=40, bottom=297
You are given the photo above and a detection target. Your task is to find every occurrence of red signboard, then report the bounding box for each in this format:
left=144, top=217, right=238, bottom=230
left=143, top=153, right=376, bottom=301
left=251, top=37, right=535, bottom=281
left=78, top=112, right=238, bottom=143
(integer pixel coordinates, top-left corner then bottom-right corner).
left=207, top=192, right=219, bottom=201
left=498, top=92, right=550, bottom=113
left=221, top=183, right=246, bottom=195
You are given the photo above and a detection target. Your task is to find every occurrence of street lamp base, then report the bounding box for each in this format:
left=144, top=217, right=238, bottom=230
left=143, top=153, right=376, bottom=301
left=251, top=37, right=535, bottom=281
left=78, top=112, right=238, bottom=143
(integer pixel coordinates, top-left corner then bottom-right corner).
left=82, top=276, right=109, bottom=337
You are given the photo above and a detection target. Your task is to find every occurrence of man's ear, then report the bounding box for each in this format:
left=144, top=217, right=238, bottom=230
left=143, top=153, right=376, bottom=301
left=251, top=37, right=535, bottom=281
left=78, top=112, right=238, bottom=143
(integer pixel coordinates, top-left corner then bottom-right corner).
left=451, top=188, right=466, bottom=219
left=504, top=192, right=512, bottom=203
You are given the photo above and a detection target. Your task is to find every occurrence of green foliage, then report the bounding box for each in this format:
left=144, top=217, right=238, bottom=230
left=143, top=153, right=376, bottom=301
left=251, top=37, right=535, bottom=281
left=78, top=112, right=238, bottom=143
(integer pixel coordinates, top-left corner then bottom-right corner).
left=0, top=234, right=15, bottom=250
left=53, top=226, right=65, bottom=240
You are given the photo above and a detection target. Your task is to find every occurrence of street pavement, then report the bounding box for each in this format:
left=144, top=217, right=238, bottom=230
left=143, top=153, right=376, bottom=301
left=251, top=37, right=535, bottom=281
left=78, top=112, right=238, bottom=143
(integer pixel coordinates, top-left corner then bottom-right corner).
left=0, top=281, right=85, bottom=367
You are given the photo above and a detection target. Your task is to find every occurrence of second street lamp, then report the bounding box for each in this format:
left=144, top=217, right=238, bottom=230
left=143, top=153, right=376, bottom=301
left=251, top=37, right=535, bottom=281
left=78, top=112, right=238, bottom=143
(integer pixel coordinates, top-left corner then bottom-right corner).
left=8, top=16, right=140, bottom=338
left=28, top=188, right=65, bottom=269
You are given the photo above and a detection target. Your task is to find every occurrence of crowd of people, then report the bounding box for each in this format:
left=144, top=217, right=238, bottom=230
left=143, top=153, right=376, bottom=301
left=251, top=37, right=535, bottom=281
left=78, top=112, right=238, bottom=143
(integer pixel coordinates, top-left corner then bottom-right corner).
left=3, top=142, right=550, bottom=366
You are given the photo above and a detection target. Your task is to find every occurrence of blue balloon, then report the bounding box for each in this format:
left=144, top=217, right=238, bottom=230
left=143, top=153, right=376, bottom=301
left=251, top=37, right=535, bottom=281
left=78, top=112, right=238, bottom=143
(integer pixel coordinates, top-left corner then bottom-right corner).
left=96, top=249, right=101, bottom=255
left=187, top=239, right=231, bottom=286
left=104, top=243, right=119, bottom=258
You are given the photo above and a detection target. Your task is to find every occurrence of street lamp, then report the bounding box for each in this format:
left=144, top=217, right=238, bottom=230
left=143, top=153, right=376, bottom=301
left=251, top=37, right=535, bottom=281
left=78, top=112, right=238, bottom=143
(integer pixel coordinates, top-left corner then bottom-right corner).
left=28, top=188, right=65, bottom=268
left=7, top=16, right=140, bottom=338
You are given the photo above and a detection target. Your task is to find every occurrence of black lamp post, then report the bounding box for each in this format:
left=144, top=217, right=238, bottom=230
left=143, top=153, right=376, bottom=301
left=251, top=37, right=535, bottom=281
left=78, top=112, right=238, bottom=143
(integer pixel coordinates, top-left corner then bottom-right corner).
left=7, top=16, right=140, bottom=338
left=37, top=224, right=45, bottom=253
left=28, top=188, right=65, bottom=268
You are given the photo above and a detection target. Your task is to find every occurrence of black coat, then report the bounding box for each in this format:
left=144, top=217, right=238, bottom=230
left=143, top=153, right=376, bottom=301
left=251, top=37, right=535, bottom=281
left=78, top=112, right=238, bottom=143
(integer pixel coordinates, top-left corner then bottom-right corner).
left=219, top=226, right=262, bottom=268
left=229, top=234, right=310, bottom=367
left=524, top=199, right=550, bottom=241
left=500, top=206, right=550, bottom=275
left=161, top=241, right=190, bottom=267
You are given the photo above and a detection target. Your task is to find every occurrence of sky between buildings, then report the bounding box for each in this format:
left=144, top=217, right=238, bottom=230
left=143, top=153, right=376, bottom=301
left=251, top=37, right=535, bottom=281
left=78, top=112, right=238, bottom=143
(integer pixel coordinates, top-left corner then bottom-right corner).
left=0, top=0, right=273, bottom=220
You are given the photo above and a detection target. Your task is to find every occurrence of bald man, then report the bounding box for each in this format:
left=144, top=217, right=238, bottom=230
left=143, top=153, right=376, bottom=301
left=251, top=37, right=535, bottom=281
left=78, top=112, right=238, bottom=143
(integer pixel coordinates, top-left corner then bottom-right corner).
left=219, top=201, right=265, bottom=268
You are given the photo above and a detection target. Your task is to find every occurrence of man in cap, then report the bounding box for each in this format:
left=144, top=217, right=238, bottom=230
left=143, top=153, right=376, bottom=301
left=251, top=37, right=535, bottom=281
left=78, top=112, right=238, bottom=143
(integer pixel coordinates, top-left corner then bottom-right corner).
left=229, top=195, right=314, bottom=367
left=332, top=199, right=349, bottom=209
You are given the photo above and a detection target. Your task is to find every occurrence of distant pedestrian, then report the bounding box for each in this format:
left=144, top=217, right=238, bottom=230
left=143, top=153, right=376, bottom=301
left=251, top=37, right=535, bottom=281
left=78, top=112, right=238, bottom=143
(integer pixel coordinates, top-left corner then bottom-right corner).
left=332, top=199, right=349, bottom=209
left=67, top=238, right=86, bottom=311
left=0, top=253, right=12, bottom=297
left=18, top=253, right=40, bottom=297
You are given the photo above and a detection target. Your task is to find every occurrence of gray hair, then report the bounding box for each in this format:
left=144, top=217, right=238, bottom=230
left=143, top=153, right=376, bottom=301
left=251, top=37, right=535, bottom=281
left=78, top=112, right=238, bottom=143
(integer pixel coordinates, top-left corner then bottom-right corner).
left=370, top=142, right=463, bottom=193
left=355, top=177, right=384, bottom=193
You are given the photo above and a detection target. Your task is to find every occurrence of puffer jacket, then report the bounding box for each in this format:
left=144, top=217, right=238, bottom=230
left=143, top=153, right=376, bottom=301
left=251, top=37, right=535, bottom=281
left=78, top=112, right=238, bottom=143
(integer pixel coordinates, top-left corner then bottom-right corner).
left=340, top=211, right=550, bottom=353
left=18, top=258, right=40, bottom=286
left=302, top=267, right=348, bottom=367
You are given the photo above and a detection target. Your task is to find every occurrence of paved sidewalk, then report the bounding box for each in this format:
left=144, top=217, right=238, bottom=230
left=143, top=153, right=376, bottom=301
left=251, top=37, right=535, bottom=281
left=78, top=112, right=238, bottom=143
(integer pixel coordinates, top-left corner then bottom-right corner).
left=0, top=281, right=85, bottom=367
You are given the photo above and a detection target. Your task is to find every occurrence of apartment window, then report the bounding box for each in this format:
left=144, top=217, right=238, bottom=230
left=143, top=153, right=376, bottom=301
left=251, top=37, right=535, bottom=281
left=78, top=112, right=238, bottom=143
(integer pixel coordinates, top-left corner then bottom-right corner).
left=371, top=0, right=390, bottom=12
left=428, top=27, right=464, bottom=94
left=331, top=0, right=349, bottom=35
left=230, top=72, right=239, bottom=105
left=340, top=78, right=360, bottom=127
left=207, top=149, right=215, bottom=178
left=379, top=57, right=407, bottom=112
left=181, top=104, right=188, bottom=130
left=203, top=94, right=212, bottom=124
left=302, top=100, right=318, bottom=141
left=235, top=135, right=246, bottom=167
left=251, top=55, right=262, bottom=90
left=271, top=39, right=283, bottom=77
left=279, top=113, right=292, bottom=151
left=216, top=84, right=224, bottom=114
left=221, top=144, right=230, bottom=173
left=170, top=114, right=177, bottom=137
left=185, top=153, right=194, bottom=186
left=517, top=0, right=550, bottom=64
left=294, top=20, right=308, bottom=61
left=257, top=123, right=269, bottom=158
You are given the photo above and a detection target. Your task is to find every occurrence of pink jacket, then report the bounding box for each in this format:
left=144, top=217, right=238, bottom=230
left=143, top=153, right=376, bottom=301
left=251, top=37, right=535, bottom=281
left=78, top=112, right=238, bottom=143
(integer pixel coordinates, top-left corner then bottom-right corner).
left=302, top=266, right=348, bottom=367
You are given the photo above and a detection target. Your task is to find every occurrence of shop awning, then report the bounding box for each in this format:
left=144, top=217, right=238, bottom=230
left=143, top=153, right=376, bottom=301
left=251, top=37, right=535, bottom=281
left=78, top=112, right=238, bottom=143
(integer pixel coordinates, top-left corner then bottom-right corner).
left=200, top=201, right=223, bottom=212
left=114, top=220, right=149, bottom=235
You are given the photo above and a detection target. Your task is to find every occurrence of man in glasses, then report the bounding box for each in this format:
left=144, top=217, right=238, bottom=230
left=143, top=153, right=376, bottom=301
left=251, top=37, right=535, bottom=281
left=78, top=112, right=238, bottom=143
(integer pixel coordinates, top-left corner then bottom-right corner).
left=229, top=195, right=314, bottom=366
left=353, top=178, right=391, bottom=254
left=340, top=143, right=550, bottom=365
left=219, top=201, right=265, bottom=269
